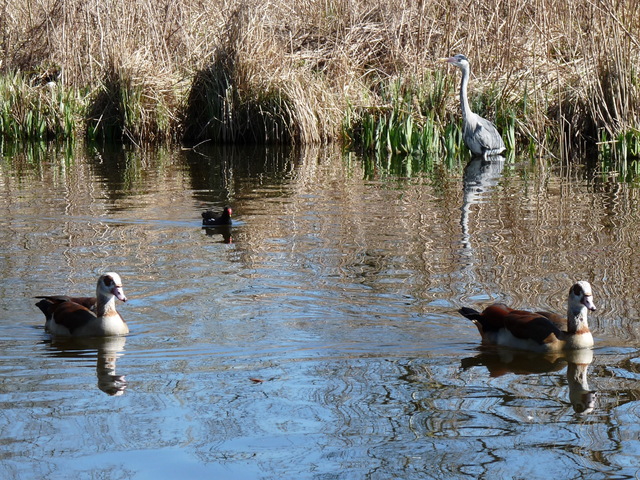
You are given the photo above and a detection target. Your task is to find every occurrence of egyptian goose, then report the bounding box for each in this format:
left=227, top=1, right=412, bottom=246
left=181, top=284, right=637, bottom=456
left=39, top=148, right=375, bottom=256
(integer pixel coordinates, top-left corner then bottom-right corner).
left=459, top=281, right=596, bottom=352
left=202, top=206, right=232, bottom=226
left=35, top=273, right=129, bottom=337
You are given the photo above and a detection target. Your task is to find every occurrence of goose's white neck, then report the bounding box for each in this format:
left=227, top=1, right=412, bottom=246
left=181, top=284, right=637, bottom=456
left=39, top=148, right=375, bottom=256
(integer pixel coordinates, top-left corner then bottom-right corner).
left=96, top=293, right=117, bottom=317
left=567, top=305, right=590, bottom=334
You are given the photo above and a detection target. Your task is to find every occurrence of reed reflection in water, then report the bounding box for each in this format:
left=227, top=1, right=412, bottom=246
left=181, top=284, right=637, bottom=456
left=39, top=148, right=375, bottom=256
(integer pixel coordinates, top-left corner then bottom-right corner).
left=0, top=144, right=639, bottom=478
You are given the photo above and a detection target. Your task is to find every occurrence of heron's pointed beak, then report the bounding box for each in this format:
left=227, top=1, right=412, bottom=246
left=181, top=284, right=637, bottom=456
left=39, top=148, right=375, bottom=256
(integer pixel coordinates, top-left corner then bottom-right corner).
left=439, top=57, right=452, bottom=63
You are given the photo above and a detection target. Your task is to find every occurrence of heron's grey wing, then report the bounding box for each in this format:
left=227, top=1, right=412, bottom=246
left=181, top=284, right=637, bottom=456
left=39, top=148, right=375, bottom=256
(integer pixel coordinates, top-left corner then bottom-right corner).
left=474, top=118, right=505, bottom=152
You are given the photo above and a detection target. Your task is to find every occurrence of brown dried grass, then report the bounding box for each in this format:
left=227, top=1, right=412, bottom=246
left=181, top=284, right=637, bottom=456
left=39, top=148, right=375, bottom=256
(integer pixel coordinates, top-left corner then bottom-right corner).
left=0, top=0, right=638, bottom=149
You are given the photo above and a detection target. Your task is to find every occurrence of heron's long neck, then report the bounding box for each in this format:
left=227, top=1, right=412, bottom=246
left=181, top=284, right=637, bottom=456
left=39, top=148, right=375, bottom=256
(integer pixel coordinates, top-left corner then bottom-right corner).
left=459, top=65, right=472, bottom=122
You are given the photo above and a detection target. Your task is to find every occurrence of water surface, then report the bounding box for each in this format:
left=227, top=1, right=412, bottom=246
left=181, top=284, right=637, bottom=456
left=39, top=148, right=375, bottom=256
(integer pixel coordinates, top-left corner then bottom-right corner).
left=1, top=144, right=640, bottom=479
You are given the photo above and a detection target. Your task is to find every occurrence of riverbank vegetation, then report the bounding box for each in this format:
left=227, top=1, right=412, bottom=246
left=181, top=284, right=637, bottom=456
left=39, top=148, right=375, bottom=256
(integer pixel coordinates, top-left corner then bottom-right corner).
left=0, top=0, right=638, bottom=160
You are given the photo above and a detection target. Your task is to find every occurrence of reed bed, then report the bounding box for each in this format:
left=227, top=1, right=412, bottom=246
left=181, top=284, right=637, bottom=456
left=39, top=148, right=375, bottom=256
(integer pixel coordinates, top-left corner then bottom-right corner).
left=0, top=0, right=638, bottom=159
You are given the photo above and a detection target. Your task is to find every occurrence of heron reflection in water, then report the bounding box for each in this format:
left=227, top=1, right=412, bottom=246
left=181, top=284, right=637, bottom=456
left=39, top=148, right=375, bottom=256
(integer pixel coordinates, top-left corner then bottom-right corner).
left=460, top=155, right=505, bottom=251
left=440, top=54, right=506, bottom=158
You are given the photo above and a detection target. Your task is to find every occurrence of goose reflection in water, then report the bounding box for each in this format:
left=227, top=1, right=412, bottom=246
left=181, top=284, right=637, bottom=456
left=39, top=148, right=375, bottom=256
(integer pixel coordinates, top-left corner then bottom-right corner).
left=45, top=336, right=128, bottom=396
left=462, top=348, right=595, bottom=414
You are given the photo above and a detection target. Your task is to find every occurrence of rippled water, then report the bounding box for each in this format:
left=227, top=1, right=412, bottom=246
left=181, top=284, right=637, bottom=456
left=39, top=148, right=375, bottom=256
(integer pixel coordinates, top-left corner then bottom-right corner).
left=1, top=144, right=640, bottom=479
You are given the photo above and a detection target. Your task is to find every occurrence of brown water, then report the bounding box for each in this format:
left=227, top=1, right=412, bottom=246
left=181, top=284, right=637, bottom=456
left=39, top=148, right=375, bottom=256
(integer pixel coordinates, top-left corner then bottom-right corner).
left=1, top=144, right=640, bottom=479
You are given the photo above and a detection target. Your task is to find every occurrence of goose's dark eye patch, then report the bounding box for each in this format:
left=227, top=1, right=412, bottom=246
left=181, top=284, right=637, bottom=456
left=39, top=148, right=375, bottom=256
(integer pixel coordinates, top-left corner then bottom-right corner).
left=104, top=276, right=114, bottom=286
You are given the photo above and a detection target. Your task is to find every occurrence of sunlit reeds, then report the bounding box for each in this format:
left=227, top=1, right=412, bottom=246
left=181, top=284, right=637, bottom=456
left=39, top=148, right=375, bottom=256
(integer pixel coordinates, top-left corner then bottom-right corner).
left=86, top=61, right=182, bottom=144
left=0, top=0, right=637, bottom=159
left=0, top=72, right=84, bottom=141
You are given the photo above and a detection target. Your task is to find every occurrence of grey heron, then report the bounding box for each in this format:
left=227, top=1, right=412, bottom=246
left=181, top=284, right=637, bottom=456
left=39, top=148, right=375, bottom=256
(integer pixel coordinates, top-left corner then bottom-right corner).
left=441, top=54, right=506, bottom=157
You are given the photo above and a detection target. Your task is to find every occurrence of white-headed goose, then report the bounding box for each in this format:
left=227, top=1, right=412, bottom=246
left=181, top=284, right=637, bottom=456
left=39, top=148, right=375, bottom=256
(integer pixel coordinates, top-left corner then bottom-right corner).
left=35, top=273, right=129, bottom=337
left=459, top=281, right=596, bottom=352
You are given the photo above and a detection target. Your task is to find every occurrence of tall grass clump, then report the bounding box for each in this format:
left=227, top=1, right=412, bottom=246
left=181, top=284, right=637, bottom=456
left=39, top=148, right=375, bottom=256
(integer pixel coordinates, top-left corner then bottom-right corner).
left=0, top=71, right=84, bottom=141
left=182, top=1, right=337, bottom=145
left=86, top=59, right=183, bottom=144
left=343, top=73, right=464, bottom=160
left=183, top=53, right=295, bottom=144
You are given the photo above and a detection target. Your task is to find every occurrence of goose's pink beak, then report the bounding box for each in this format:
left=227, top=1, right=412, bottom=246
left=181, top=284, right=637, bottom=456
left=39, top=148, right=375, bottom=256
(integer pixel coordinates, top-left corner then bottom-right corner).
left=582, top=296, right=596, bottom=311
left=113, top=286, right=127, bottom=302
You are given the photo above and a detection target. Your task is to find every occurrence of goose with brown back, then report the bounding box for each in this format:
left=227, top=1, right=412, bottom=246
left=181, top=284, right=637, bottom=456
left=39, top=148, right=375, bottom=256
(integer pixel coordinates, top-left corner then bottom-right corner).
left=459, top=281, right=596, bottom=352
left=35, top=273, right=128, bottom=337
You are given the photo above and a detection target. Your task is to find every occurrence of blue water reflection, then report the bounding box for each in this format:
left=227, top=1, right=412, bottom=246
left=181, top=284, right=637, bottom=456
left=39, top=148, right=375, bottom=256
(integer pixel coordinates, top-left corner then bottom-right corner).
left=0, top=144, right=639, bottom=478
